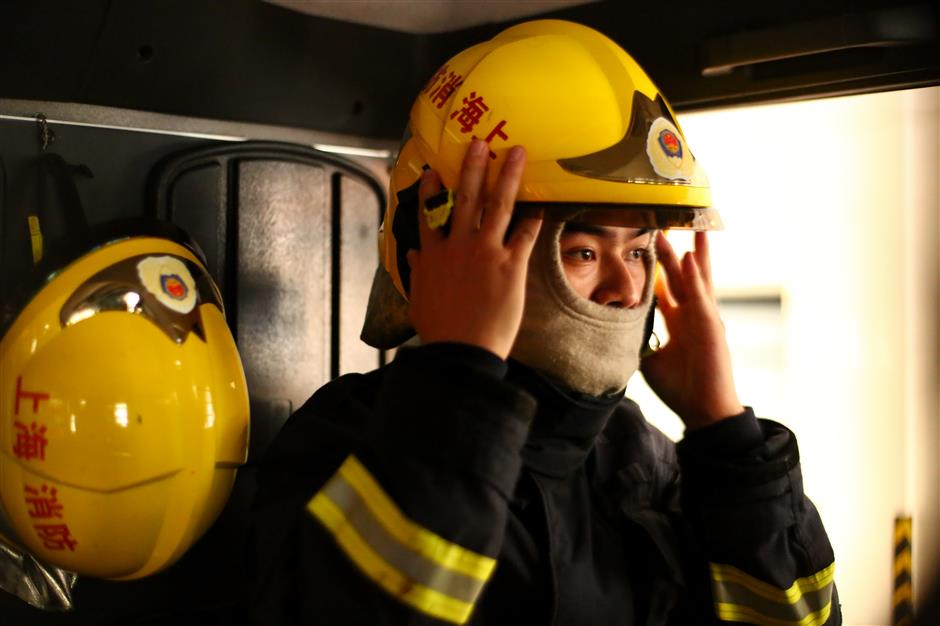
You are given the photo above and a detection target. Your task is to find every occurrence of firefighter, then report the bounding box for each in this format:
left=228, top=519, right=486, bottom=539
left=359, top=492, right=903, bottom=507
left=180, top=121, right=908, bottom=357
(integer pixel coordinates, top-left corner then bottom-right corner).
left=250, top=20, right=840, bottom=625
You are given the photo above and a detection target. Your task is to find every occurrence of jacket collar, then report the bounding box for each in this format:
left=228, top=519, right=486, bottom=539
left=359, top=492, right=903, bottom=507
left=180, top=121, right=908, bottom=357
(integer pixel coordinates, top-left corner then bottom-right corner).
left=508, top=360, right=622, bottom=478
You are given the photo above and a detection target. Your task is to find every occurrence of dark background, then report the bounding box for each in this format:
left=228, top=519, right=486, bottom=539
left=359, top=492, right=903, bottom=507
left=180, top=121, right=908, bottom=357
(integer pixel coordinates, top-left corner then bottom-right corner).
left=1, top=0, right=938, bottom=140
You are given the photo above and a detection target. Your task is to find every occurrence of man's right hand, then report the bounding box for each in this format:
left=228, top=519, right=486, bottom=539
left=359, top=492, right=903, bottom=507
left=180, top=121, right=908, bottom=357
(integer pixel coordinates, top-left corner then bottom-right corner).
left=406, top=139, right=542, bottom=360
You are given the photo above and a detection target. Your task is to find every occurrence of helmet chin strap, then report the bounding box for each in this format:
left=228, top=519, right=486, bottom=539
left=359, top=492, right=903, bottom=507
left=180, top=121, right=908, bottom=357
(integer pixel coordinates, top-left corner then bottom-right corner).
left=510, top=221, right=656, bottom=397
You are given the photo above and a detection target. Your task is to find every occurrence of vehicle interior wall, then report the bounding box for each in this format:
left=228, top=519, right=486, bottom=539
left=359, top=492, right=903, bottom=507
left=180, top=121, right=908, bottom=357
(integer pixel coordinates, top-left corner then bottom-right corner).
left=0, top=103, right=390, bottom=624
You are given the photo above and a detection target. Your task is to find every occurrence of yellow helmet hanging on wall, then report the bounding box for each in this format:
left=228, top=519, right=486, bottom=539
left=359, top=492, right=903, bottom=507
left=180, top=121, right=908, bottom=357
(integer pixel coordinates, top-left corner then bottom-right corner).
left=381, top=18, right=721, bottom=299
left=0, top=226, right=249, bottom=580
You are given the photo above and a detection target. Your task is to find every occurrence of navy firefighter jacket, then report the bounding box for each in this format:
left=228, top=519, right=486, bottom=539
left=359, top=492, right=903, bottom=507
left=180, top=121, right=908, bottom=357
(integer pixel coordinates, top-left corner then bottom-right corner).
left=249, top=343, right=840, bottom=625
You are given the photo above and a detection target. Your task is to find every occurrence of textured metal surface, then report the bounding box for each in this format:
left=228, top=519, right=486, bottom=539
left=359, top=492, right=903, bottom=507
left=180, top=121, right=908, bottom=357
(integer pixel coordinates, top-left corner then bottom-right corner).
left=237, top=161, right=331, bottom=411
left=339, top=175, right=382, bottom=375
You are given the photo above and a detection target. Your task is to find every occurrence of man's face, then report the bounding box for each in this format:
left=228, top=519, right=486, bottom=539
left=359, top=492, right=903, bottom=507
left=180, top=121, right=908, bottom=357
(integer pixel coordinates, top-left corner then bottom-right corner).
left=558, top=223, right=652, bottom=308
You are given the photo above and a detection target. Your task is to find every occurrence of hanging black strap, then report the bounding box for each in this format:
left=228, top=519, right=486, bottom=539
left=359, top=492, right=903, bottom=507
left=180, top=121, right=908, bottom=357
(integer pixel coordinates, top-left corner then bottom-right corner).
left=0, top=150, right=94, bottom=335
left=32, top=152, right=93, bottom=262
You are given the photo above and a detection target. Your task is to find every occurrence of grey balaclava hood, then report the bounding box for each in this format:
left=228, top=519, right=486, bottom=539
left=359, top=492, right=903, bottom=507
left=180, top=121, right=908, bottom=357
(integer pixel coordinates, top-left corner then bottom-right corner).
left=509, top=220, right=656, bottom=397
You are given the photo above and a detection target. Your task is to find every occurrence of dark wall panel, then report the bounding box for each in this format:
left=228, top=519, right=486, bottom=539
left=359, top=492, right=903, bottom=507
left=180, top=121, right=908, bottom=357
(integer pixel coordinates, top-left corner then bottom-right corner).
left=0, top=0, right=422, bottom=139
left=0, top=1, right=112, bottom=102
left=440, top=1, right=940, bottom=111
left=3, top=1, right=937, bottom=142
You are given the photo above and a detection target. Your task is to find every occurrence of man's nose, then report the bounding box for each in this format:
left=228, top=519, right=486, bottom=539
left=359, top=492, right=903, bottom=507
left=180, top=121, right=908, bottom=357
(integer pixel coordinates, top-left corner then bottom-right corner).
left=592, top=259, right=642, bottom=309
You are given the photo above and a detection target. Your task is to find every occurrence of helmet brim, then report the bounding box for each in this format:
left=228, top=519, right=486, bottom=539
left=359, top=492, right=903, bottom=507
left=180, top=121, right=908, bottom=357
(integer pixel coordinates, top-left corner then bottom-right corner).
left=522, top=203, right=724, bottom=231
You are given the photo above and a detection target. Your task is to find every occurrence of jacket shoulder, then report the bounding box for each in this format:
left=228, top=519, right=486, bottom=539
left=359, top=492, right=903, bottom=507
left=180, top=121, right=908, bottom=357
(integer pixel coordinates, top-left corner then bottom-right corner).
left=259, top=367, right=385, bottom=479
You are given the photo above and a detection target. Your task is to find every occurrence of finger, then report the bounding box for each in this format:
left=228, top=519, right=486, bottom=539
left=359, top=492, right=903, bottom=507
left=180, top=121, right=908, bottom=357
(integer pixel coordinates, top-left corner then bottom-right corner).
left=507, top=207, right=543, bottom=262
left=654, top=232, right=687, bottom=304
left=694, top=231, right=715, bottom=296
left=481, top=145, right=526, bottom=243
left=451, top=139, right=489, bottom=235
left=652, top=273, right=681, bottom=337
left=653, top=272, right=676, bottom=313
left=682, top=251, right=707, bottom=301
left=417, top=169, right=445, bottom=247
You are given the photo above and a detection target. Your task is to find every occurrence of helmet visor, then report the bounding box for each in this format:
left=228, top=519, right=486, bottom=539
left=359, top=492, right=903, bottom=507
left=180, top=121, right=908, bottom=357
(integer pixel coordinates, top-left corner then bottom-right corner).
left=60, top=254, right=223, bottom=344
left=557, top=91, right=705, bottom=186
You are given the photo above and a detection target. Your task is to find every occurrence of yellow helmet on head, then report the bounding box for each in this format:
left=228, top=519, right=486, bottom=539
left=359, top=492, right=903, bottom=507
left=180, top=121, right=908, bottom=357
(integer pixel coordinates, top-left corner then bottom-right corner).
left=381, top=19, right=721, bottom=298
left=362, top=19, right=721, bottom=349
left=0, top=223, right=249, bottom=580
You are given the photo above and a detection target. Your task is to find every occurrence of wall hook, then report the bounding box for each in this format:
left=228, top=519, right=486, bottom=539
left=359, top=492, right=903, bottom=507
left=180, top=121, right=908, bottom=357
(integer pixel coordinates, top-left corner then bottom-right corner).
left=36, top=114, right=56, bottom=152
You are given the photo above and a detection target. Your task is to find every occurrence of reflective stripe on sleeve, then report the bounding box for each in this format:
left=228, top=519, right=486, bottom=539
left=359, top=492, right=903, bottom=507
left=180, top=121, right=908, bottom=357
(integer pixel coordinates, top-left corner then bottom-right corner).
left=710, top=562, right=835, bottom=626
left=307, top=455, right=496, bottom=624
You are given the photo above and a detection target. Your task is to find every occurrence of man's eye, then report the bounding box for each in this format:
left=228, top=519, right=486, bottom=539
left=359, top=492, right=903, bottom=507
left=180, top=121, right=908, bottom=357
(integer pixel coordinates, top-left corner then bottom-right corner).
left=564, top=248, right=595, bottom=262
left=628, top=248, right=646, bottom=261
left=578, top=249, right=596, bottom=261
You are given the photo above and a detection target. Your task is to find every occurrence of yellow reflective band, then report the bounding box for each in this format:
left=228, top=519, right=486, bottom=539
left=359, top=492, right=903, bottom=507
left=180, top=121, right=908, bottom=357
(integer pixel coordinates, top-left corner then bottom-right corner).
left=309, top=488, right=475, bottom=624
left=710, top=562, right=835, bottom=605
left=338, top=455, right=496, bottom=581
left=715, top=602, right=832, bottom=626
left=710, top=562, right=835, bottom=626
left=316, top=472, right=486, bottom=603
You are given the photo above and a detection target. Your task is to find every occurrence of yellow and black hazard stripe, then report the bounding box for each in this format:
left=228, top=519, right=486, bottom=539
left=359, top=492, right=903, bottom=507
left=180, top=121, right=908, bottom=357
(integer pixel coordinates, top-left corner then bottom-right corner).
left=710, top=562, right=835, bottom=626
left=308, top=455, right=496, bottom=624
left=893, top=516, right=913, bottom=626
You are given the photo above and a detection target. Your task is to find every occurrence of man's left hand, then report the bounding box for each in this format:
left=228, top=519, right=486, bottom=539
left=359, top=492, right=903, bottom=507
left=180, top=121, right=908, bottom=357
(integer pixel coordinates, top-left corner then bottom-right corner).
left=640, top=231, right=744, bottom=431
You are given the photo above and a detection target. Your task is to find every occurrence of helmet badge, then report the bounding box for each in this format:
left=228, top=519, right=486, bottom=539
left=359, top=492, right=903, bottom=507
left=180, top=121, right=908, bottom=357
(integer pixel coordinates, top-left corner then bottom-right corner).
left=658, top=129, right=683, bottom=159
left=137, top=256, right=198, bottom=314
left=160, top=274, right=188, bottom=300
left=646, top=117, right=694, bottom=182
